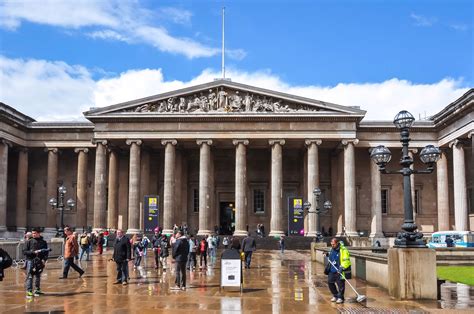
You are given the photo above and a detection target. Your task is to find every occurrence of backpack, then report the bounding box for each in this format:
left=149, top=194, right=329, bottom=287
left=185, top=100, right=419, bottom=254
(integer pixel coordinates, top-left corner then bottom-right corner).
left=80, top=236, right=89, bottom=246
left=0, top=249, right=13, bottom=269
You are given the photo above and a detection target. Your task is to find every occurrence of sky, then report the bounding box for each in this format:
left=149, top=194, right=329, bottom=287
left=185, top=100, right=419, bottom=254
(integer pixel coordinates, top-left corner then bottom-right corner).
left=0, top=0, right=472, bottom=121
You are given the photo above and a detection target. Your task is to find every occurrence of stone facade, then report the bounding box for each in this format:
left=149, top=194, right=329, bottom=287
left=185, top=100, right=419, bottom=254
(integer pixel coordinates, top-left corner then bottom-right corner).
left=0, top=80, right=472, bottom=237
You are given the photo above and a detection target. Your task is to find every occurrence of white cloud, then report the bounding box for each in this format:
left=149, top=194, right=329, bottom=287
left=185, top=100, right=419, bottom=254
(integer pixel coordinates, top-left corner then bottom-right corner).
left=410, top=13, right=437, bottom=27
left=0, top=56, right=468, bottom=122
left=0, top=1, right=241, bottom=59
left=449, top=23, right=468, bottom=31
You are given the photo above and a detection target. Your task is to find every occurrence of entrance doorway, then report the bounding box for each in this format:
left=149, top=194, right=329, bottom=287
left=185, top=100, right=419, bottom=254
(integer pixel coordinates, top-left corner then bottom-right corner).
left=219, top=202, right=235, bottom=235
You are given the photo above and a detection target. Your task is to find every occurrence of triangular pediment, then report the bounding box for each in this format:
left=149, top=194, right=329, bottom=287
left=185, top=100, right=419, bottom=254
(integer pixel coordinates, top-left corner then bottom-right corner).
left=84, top=80, right=365, bottom=118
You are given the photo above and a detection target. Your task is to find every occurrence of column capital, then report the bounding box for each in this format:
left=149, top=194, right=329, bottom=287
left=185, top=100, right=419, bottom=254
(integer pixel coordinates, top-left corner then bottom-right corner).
left=269, top=139, right=285, bottom=146
left=449, top=139, right=464, bottom=148
left=44, top=147, right=58, bottom=154
left=197, top=139, right=213, bottom=146
left=232, top=139, right=249, bottom=146
left=74, top=148, right=89, bottom=154
left=92, top=139, right=108, bottom=146
left=468, top=131, right=474, bottom=139
left=341, top=139, right=359, bottom=146
left=126, top=139, right=142, bottom=146
left=16, top=147, right=28, bottom=153
left=305, top=139, right=322, bottom=146
left=161, top=139, right=177, bottom=146
left=0, top=139, right=12, bottom=147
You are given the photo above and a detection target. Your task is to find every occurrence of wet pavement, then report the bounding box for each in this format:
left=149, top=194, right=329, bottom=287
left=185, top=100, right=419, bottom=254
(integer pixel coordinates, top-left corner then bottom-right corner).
left=0, top=249, right=472, bottom=313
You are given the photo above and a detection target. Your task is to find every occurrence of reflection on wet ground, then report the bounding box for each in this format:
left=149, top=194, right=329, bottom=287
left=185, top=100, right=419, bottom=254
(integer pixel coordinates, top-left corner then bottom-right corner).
left=0, top=250, right=472, bottom=313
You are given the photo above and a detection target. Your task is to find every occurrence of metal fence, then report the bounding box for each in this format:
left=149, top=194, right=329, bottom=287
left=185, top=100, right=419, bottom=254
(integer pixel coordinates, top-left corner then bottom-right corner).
left=0, top=239, right=64, bottom=263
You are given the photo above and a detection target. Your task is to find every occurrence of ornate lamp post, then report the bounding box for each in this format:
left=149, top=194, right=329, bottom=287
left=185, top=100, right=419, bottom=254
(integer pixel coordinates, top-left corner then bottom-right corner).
left=370, top=110, right=440, bottom=248
left=305, top=188, right=332, bottom=241
left=49, top=185, right=75, bottom=237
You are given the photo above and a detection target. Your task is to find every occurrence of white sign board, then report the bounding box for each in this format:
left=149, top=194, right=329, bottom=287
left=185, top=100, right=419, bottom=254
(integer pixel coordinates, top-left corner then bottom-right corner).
left=220, top=259, right=241, bottom=287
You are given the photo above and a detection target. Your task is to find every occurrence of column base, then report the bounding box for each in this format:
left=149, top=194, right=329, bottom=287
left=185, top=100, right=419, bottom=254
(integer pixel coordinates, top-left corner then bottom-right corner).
left=126, top=228, right=142, bottom=235
left=369, top=233, right=385, bottom=238
left=345, top=231, right=360, bottom=237
left=43, top=227, right=57, bottom=234
left=305, top=231, right=318, bottom=237
left=16, top=227, right=27, bottom=233
left=93, top=227, right=107, bottom=233
left=233, top=230, right=249, bottom=237
left=268, top=230, right=285, bottom=237
left=197, top=229, right=212, bottom=236
left=0, top=225, right=7, bottom=232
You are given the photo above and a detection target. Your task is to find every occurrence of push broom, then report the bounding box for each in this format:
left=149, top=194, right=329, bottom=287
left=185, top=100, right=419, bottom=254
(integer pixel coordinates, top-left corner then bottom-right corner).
left=329, top=260, right=367, bottom=303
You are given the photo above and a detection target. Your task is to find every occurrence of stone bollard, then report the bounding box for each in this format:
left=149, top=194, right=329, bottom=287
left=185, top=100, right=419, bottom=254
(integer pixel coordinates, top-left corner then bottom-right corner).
left=311, top=242, right=327, bottom=261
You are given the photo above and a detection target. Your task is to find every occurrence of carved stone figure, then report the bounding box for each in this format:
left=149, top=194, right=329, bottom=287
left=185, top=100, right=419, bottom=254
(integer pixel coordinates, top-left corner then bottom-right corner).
left=208, top=89, right=217, bottom=110
left=179, top=97, right=186, bottom=112
left=244, top=93, right=253, bottom=112
left=217, top=88, right=228, bottom=109
left=200, top=93, right=209, bottom=112
left=230, top=91, right=243, bottom=111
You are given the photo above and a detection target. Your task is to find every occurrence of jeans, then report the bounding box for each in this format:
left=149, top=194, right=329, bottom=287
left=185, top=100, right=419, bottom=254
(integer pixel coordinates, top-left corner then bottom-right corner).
left=187, top=252, right=197, bottom=269
left=175, top=261, right=187, bottom=288
left=116, top=261, right=129, bottom=283
left=134, top=255, right=142, bottom=267
left=160, top=256, right=168, bottom=269
left=63, top=257, right=84, bottom=278
left=153, top=249, right=160, bottom=267
left=25, top=260, right=41, bottom=292
left=244, top=251, right=253, bottom=268
left=200, top=253, right=207, bottom=268
left=79, top=246, right=90, bottom=261
left=328, top=272, right=345, bottom=299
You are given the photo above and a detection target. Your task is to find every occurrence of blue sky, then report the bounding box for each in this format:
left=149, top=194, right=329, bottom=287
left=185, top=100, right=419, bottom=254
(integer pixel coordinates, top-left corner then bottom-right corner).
left=0, top=0, right=472, bottom=120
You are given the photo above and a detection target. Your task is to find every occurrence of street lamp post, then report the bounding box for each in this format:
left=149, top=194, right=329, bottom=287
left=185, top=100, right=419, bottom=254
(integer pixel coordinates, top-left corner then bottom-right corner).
left=49, top=185, right=75, bottom=237
left=306, top=188, right=332, bottom=241
left=370, top=110, right=440, bottom=248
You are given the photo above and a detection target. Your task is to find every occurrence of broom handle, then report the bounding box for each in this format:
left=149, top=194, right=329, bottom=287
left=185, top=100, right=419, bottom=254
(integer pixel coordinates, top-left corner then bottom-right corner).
left=328, top=259, right=360, bottom=297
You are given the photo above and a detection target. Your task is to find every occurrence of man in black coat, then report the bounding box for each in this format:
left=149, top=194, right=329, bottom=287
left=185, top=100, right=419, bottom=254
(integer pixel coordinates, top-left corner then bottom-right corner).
left=241, top=232, right=257, bottom=269
left=171, top=230, right=189, bottom=290
left=113, top=229, right=131, bottom=285
left=23, top=227, right=49, bottom=298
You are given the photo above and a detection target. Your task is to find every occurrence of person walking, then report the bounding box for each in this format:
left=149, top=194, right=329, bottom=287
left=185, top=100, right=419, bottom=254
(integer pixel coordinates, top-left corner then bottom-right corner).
left=79, top=232, right=90, bottom=261
left=207, top=235, right=217, bottom=263
left=23, top=228, right=49, bottom=299
left=326, top=238, right=351, bottom=304
left=142, top=235, right=150, bottom=257
left=112, top=229, right=131, bottom=286
left=171, top=230, right=189, bottom=291
left=152, top=228, right=162, bottom=269
left=187, top=235, right=198, bottom=271
left=241, top=232, right=256, bottom=269
left=60, top=227, right=84, bottom=279
left=159, top=234, right=169, bottom=271
left=198, top=237, right=208, bottom=270
left=223, top=236, right=229, bottom=249
left=97, top=233, right=104, bottom=255
left=279, top=235, right=285, bottom=254
left=132, top=234, right=144, bottom=269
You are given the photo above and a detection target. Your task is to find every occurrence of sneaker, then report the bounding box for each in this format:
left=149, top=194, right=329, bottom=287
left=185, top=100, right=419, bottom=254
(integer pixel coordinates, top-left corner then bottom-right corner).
left=79, top=271, right=85, bottom=278
left=330, top=297, right=337, bottom=302
left=170, top=285, right=181, bottom=291
left=58, top=276, right=68, bottom=279
left=113, top=280, right=122, bottom=284
left=181, top=287, right=186, bottom=291
left=26, top=291, right=33, bottom=299
left=33, top=290, right=43, bottom=297
left=122, top=281, right=128, bottom=286
left=336, top=298, right=344, bottom=304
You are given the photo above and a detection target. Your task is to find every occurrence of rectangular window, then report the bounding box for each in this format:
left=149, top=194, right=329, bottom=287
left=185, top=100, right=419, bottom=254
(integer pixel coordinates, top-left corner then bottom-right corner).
left=381, top=189, right=389, bottom=214
left=254, top=189, right=265, bottom=213
left=414, top=189, right=421, bottom=214
left=27, top=186, right=32, bottom=211
left=193, top=189, right=199, bottom=213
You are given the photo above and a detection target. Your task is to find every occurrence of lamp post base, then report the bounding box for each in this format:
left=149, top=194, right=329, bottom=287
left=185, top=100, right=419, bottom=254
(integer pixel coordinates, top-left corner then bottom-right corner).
left=394, top=231, right=426, bottom=248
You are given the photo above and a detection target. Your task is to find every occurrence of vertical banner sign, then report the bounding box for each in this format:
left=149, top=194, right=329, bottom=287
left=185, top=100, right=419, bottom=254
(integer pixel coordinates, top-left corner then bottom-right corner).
left=143, top=195, right=159, bottom=233
left=288, top=197, right=304, bottom=236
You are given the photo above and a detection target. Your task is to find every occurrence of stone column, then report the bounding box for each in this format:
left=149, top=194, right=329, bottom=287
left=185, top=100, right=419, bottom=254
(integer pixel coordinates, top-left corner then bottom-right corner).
left=342, top=139, right=359, bottom=237
left=197, top=139, right=212, bottom=236
left=436, top=150, right=450, bottom=231
left=107, top=149, right=119, bottom=230
left=45, top=148, right=59, bottom=231
left=269, top=139, right=285, bottom=237
left=16, top=148, right=28, bottom=232
left=369, top=148, right=384, bottom=238
left=450, top=139, right=468, bottom=231
left=305, top=139, right=322, bottom=237
left=0, top=140, right=11, bottom=232
left=93, top=141, right=107, bottom=232
left=161, top=140, right=177, bottom=234
left=74, top=148, right=89, bottom=231
left=127, top=139, right=142, bottom=234
left=139, top=150, right=150, bottom=231
left=233, top=139, right=249, bottom=236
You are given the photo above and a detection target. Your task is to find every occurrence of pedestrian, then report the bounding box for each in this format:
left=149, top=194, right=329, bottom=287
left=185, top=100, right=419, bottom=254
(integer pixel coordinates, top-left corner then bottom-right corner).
left=97, top=232, right=104, bottom=255
left=23, top=227, right=49, bottom=299
left=446, top=236, right=455, bottom=248
left=241, top=232, right=256, bottom=269
left=112, top=229, right=131, bottom=286
left=279, top=235, right=285, bottom=254
left=60, top=227, right=84, bottom=279
left=187, top=235, right=197, bottom=270
left=223, top=236, right=229, bottom=249
left=171, top=230, right=189, bottom=291
left=103, top=230, right=109, bottom=247
left=207, top=235, right=217, bottom=263
left=142, top=234, right=150, bottom=257
left=133, top=234, right=144, bottom=268
left=325, top=238, right=351, bottom=304
left=0, top=247, right=13, bottom=281
left=159, top=234, right=169, bottom=271
left=79, top=232, right=90, bottom=261
left=198, top=237, right=208, bottom=270
left=152, top=228, right=162, bottom=269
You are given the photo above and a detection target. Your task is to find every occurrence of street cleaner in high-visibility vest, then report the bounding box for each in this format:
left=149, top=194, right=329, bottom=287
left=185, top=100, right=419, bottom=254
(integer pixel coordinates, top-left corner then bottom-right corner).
left=326, top=238, right=352, bottom=304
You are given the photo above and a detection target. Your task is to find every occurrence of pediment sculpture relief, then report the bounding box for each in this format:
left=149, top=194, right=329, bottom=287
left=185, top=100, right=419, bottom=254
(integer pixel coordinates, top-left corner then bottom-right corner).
left=122, top=88, right=322, bottom=113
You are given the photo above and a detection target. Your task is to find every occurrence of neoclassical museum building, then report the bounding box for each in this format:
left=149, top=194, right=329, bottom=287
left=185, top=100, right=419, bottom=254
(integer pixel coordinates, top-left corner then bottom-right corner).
left=0, top=80, right=472, bottom=238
